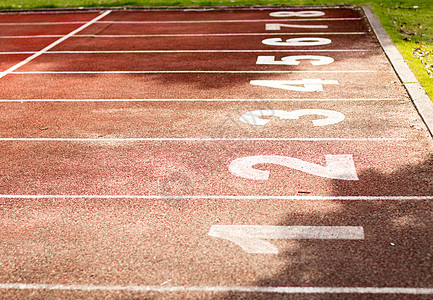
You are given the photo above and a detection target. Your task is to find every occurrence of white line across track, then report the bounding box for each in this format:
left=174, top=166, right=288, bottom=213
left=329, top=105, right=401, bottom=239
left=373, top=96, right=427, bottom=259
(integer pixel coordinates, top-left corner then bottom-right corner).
left=0, top=98, right=400, bottom=102
left=95, top=17, right=362, bottom=23
left=0, top=195, right=431, bottom=200
left=0, top=283, right=432, bottom=295
left=11, top=70, right=375, bottom=74
left=1, top=32, right=366, bottom=38
left=0, top=137, right=406, bottom=142
left=0, top=10, right=112, bottom=80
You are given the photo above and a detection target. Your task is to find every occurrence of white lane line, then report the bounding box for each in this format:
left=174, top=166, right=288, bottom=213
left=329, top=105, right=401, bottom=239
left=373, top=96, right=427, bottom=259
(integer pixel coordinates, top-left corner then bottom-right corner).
left=0, top=32, right=366, bottom=39
left=95, top=17, right=362, bottom=24
left=0, top=18, right=362, bottom=26
left=0, top=35, right=64, bottom=38
left=0, top=138, right=406, bottom=142
left=0, top=50, right=374, bottom=55
left=0, top=22, right=88, bottom=25
left=0, top=195, right=431, bottom=200
left=208, top=225, right=364, bottom=254
left=11, top=70, right=376, bottom=74
left=0, top=10, right=112, bottom=80
left=0, top=283, right=432, bottom=294
left=70, top=32, right=366, bottom=37
left=0, top=98, right=401, bottom=102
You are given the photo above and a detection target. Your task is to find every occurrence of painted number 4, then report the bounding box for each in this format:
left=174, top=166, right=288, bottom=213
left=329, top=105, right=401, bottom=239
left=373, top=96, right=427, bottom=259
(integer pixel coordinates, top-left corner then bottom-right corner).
left=250, top=79, right=338, bottom=92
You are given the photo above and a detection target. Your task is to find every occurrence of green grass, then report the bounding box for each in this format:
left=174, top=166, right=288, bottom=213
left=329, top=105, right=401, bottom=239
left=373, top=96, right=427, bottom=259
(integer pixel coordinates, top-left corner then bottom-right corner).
left=0, top=0, right=432, bottom=100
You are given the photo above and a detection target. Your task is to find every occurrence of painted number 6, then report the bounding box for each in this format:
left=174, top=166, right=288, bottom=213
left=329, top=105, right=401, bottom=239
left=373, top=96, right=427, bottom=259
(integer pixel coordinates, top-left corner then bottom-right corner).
left=262, top=37, right=331, bottom=46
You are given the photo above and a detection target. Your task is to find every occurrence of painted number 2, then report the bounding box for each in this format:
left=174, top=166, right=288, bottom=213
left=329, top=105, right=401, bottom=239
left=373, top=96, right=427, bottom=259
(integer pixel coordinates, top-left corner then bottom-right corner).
left=229, top=155, right=359, bottom=180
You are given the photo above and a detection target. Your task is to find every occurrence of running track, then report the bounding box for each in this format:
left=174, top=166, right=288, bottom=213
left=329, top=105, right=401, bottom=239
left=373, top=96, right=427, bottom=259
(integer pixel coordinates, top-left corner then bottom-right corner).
left=1, top=6, right=433, bottom=299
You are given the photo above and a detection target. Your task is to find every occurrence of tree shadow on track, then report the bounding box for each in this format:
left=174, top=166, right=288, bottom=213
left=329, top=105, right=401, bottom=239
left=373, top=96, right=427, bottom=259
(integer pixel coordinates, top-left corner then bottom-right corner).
left=211, top=154, right=433, bottom=300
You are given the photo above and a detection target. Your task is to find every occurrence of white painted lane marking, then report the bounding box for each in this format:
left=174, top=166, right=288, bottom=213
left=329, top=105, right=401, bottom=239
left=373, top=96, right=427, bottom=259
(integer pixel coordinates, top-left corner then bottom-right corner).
left=0, top=33, right=366, bottom=39
left=0, top=50, right=374, bottom=54
left=0, top=35, right=64, bottom=38
left=0, top=10, right=112, bottom=80
left=250, top=79, right=339, bottom=92
left=208, top=225, right=364, bottom=254
left=66, top=32, right=366, bottom=37
left=94, top=17, right=362, bottom=24
left=229, top=155, right=359, bottom=180
left=1, top=283, right=433, bottom=294
left=0, top=138, right=405, bottom=142
left=0, top=98, right=400, bottom=102
left=256, top=55, right=334, bottom=65
left=0, top=195, right=431, bottom=200
left=240, top=109, right=345, bottom=126
left=0, top=22, right=88, bottom=25
left=10, top=70, right=373, bottom=74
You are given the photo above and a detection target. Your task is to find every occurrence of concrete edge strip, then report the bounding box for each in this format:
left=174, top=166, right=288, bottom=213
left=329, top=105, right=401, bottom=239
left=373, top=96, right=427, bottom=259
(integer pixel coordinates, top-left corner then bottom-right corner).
left=0, top=283, right=433, bottom=294
left=362, top=5, right=433, bottom=137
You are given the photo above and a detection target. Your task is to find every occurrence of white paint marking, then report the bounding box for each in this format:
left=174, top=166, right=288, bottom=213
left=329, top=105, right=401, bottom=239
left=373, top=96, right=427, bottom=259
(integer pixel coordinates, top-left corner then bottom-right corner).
left=262, top=37, right=332, bottom=46
left=240, top=109, right=345, bottom=126
left=256, top=55, right=334, bottom=65
left=266, top=23, right=328, bottom=30
left=270, top=11, right=326, bottom=18
left=0, top=138, right=405, bottom=142
left=0, top=32, right=365, bottom=39
left=0, top=50, right=373, bottom=54
left=0, top=22, right=88, bottom=25
left=229, top=155, right=359, bottom=180
left=1, top=283, right=433, bottom=294
left=0, top=98, right=400, bottom=102
left=0, top=10, right=112, bottom=80
left=0, top=35, right=63, bottom=38
left=0, top=195, right=431, bottom=201
left=94, top=17, right=362, bottom=24
left=250, top=79, right=339, bottom=92
left=208, top=225, right=364, bottom=254
left=10, top=70, right=373, bottom=74
left=70, top=32, right=365, bottom=37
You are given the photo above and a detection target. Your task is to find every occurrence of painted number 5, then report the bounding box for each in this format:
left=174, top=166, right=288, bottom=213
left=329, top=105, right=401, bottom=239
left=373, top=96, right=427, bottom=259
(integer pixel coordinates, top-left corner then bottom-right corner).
left=229, top=155, right=359, bottom=180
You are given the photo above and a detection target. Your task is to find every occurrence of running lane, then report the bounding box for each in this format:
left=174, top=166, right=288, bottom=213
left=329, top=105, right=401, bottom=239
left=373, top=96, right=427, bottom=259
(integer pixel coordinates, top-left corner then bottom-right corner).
left=0, top=7, right=433, bottom=299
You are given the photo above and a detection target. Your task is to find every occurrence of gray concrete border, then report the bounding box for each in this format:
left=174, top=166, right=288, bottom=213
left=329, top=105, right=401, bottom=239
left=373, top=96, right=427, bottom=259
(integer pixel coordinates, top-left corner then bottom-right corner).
left=363, top=5, right=433, bottom=137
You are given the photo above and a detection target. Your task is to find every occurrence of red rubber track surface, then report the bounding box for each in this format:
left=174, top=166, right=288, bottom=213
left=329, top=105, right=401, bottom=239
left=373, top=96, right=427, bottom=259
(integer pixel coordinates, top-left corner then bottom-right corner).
left=0, top=7, right=433, bottom=299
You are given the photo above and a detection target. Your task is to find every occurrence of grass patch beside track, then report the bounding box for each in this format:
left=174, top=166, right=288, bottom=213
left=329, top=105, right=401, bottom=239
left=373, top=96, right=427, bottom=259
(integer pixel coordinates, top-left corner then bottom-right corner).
left=1, top=0, right=432, bottom=100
